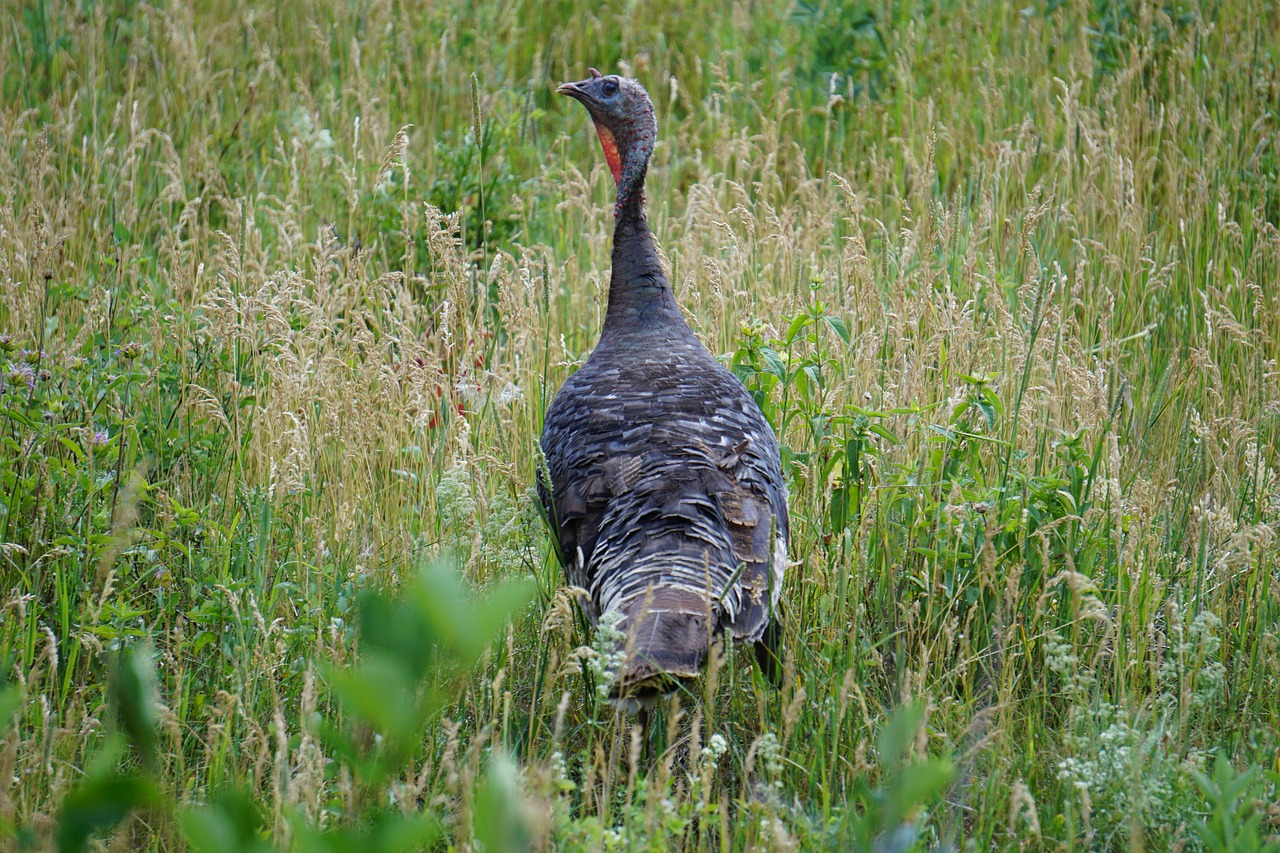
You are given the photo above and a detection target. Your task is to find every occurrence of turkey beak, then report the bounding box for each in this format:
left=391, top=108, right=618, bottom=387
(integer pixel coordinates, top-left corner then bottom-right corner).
left=556, top=81, right=590, bottom=103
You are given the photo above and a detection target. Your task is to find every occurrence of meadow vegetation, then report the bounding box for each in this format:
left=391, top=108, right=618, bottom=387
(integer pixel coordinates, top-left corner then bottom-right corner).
left=1, top=0, right=1279, bottom=849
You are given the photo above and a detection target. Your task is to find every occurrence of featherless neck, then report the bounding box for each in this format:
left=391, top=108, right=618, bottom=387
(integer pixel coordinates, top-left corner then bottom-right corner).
left=613, top=142, right=650, bottom=222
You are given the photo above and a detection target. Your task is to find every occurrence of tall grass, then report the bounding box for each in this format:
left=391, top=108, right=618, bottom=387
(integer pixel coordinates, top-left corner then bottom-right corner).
left=1, top=0, right=1278, bottom=849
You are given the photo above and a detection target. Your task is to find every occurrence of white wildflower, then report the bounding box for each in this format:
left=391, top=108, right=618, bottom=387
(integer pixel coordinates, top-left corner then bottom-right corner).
left=592, top=610, right=628, bottom=700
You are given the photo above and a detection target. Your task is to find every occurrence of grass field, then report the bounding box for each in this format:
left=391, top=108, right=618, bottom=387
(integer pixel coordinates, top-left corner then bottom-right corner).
left=2, top=0, right=1279, bottom=849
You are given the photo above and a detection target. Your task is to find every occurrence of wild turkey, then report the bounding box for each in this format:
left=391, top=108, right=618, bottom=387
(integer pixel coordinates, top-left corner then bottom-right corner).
left=539, top=69, right=789, bottom=709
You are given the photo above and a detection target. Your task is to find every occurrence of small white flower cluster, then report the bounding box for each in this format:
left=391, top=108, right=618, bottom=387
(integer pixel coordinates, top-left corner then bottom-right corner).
left=1045, top=631, right=1095, bottom=700
left=286, top=107, right=335, bottom=163
left=1056, top=717, right=1140, bottom=795
left=479, top=488, right=541, bottom=576
left=1044, top=631, right=1075, bottom=676
left=547, top=753, right=568, bottom=783
left=700, top=733, right=728, bottom=772
left=759, top=815, right=787, bottom=840
left=688, top=732, right=729, bottom=809
left=1159, top=607, right=1227, bottom=710
left=755, top=732, right=784, bottom=791
left=453, top=377, right=522, bottom=407
left=435, top=462, right=477, bottom=558
left=1055, top=707, right=1182, bottom=831
left=592, top=610, right=628, bottom=700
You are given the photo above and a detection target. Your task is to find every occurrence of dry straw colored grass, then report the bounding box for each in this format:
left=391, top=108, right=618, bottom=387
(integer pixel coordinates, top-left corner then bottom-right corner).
left=1, top=0, right=1278, bottom=849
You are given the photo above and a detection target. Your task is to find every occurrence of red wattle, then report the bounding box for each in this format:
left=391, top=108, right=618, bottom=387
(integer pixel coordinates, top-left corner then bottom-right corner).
left=593, top=122, right=623, bottom=185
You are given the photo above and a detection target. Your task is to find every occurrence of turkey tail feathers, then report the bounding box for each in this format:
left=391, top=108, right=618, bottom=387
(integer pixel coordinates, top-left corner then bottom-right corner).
left=607, top=587, right=712, bottom=704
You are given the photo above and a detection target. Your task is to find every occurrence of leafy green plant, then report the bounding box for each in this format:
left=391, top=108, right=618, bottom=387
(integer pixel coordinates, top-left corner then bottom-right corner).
left=826, top=404, right=902, bottom=534
left=837, top=703, right=953, bottom=851
left=424, top=110, right=525, bottom=258
left=50, top=559, right=532, bottom=852
left=1191, top=752, right=1280, bottom=853
left=319, top=557, right=532, bottom=788
left=730, top=290, right=850, bottom=452
left=55, top=646, right=162, bottom=853
left=791, top=0, right=893, bottom=101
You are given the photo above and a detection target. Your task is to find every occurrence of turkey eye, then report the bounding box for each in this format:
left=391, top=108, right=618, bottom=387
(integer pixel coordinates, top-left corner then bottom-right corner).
left=601, top=79, right=619, bottom=97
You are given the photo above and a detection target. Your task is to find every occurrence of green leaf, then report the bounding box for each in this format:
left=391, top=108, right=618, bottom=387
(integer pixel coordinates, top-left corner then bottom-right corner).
left=829, top=484, right=859, bottom=531
left=876, top=702, right=923, bottom=769
left=57, top=744, right=159, bottom=853
left=802, top=363, right=822, bottom=391
left=869, top=424, right=898, bottom=443
left=785, top=313, right=814, bottom=344
left=980, top=384, right=1004, bottom=415
left=467, top=577, right=537, bottom=666
left=108, top=645, right=158, bottom=770
left=792, top=366, right=810, bottom=400
left=474, top=752, right=532, bottom=853
left=924, top=423, right=957, bottom=442
left=325, top=558, right=534, bottom=785
left=884, top=757, right=953, bottom=828
left=976, top=399, right=996, bottom=431
left=370, top=813, right=445, bottom=852
left=180, top=788, right=272, bottom=853
left=760, top=346, right=788, bottom=382
left=0, top=683, right=21, bottom=730
left=57, top=436, right=86, bottom=462
left=822, top=314, right=851, bottom=346
left=326, top=661, right=420, bottom=740
left=285, top=811, right=442, bottom=853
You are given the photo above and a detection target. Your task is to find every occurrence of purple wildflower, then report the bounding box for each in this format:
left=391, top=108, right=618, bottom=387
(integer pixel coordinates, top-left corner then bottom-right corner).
left=6, top=362, right=36, bottom=389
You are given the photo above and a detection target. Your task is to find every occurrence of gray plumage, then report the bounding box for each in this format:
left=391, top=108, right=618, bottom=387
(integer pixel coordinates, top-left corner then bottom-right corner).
left=540, top=69, right=788, bottom=703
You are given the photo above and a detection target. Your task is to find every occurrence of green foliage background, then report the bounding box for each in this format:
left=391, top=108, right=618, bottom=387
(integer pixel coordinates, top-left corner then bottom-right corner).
left=1, top=0, right=1278, bottom=849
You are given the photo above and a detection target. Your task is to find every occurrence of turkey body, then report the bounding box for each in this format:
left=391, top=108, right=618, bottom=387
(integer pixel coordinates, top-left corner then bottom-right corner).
left=539, top=70, right=788, bottom=703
